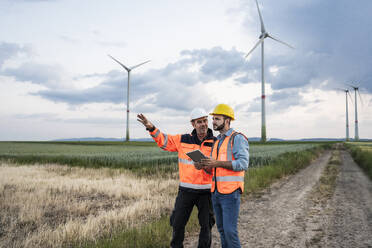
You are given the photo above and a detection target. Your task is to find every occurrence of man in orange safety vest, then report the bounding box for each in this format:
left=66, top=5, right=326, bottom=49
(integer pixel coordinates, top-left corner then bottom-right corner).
left=137, top=108, right=216, bottom=248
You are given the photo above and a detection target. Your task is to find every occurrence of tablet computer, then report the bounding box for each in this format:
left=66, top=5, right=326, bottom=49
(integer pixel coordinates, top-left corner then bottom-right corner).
left=186, top=149, right=208, bottom=163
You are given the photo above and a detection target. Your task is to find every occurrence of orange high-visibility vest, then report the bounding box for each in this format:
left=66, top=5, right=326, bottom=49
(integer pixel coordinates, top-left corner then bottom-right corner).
left=150, top=128, right=214, bottom=190
left=211, top=131, right=245, bottom=194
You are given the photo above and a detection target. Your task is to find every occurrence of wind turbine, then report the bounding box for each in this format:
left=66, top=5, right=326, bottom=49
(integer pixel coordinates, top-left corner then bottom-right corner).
left=245, top=0, right=294, bottom=142
left=108, top=55, right=150, bottom=142
left=348, top=84, right=363, bottom=141
left=337, top=88, right=352, bottom=141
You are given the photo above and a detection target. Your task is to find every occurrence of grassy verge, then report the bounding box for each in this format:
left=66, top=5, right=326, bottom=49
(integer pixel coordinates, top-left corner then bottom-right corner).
left=346, top=144, right=372, bottom=180
left=305, top=149, right=340, bottom=247
left=85, top=145, right=328, bottom=248
left=310, top=149, right=340, bottom=204
left=83, top=209, right=199, bottom=248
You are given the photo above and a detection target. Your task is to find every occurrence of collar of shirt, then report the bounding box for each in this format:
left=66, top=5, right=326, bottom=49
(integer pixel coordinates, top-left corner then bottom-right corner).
left=217, top=128, right=234, bottom=141
left=216, top=128, right=234, bottom=153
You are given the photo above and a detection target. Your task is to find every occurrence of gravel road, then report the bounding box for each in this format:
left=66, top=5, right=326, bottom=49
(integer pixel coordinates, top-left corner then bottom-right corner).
left=184, top=149, right=372, bottom=248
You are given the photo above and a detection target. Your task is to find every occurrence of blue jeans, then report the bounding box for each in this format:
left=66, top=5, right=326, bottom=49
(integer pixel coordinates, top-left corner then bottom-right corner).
left=212, top=190, right=241, bottom=248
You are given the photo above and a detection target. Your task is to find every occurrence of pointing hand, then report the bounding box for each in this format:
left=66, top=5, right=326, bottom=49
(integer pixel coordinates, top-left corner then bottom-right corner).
left=137, top=114, right=154, bottom=130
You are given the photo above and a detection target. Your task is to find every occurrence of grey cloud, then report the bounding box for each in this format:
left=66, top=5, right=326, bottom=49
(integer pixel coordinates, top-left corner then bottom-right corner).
left=3, top=62, right=64, bottom=87
left=14, top=112, right=122, bottom=125
left=33, top=47, right=253, bottom=112
left=0, top=42, right=29, bottom=68
left=182, top=47, right=259, bottom=82
left=73, top=72, right=111, bottom=80
left=244, top=97, right=261, bottom=113
left=35, top=76, right=124, bottom=104
left=243, top=89, right=305, bottom=114
left=27, top=36, right=365, bottom=114
left=270, top=90, right=305, bottom=112
left=60, top=117, right=123, bottom=125
left=239, top=0, right=372, bottom=93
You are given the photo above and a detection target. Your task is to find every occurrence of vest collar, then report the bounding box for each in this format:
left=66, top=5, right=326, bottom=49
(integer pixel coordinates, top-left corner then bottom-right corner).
left=191, top=128, right=214, bottom=143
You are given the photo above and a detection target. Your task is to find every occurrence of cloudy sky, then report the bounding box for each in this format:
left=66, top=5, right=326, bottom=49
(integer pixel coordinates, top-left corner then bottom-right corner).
left=1, top=0, right=372, bottom=141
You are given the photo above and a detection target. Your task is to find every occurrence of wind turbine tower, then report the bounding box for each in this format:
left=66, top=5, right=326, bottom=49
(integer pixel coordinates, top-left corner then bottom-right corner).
left=338, top=89, right=352, bottom=141
left=108, top=55, right=150, bottom=142
left=349, top=84, right=361, bottom=141
left=245, top=0, right=293, bottom=142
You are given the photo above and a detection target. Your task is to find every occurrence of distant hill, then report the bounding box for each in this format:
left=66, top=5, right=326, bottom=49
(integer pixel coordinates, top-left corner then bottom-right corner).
left=52, top=137, right=154, bottom=142
left=297, top=138, right=372, bottom=142
left=52, top=137, right=372, bottom=142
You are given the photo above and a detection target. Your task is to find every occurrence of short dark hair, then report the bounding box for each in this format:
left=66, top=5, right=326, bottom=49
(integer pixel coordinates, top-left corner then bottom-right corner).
left=223, top=115, right=231, bottom=125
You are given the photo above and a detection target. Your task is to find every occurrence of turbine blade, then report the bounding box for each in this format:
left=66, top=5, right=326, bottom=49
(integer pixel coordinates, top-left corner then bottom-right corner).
left=108, top=54, right=130, bottom=71
left=255, top=0, right=266, bottom=33
left=347, top=91, right=354, bottom=106
left=245, top=38, right=264, bottom=58
left=346, top=83, right=357, bottom=89
left=334, top=87, right=347, bottom=92
left=357, top=89, right=365, bottom=107
left=130, top=60, right=151, bottom=70
left=267, top=34, right=294, bottom=49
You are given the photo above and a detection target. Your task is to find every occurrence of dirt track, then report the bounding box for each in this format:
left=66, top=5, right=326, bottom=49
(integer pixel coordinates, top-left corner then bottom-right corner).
left=184, top=149, right=372, bottom=247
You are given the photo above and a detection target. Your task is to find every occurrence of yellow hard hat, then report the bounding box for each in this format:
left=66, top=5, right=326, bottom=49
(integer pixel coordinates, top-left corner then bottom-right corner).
left=210, top=104, right=235, bottom=120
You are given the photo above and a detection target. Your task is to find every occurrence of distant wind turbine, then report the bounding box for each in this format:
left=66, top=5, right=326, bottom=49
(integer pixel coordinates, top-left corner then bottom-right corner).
left=108, top=55, right=150, bottom=142
left=245, top=0, right=294, bottom=142
left=337, top=88, right=352, bottom=141
left=348, top=84, right=363, bottom=141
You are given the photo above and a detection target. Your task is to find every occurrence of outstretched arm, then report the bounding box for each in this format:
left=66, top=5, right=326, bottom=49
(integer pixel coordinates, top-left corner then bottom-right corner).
left=137, top=113, right=179, bottom=152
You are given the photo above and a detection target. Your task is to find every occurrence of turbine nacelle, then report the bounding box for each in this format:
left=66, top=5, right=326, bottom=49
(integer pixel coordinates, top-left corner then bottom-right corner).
left=108, top=54, right=151, bottom=73
left=259, top=32, right=269, bottom=39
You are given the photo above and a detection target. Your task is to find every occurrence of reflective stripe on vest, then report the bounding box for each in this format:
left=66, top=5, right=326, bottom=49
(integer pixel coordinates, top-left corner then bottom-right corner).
left=179, top=182, right=211, bottom=189
left=213, top=176, right=244, bottom=182
left=178, top=158, right=194, bottom=165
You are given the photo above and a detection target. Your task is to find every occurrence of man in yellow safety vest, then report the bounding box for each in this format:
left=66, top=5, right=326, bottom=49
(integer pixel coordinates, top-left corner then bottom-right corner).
left=195, top=103, right=249, bottom=248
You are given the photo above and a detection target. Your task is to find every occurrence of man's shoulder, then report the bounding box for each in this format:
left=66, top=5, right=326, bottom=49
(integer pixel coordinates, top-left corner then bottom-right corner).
left=232, top=131, right=249, bottom=143
left=180, top=133, right=215, bottom=145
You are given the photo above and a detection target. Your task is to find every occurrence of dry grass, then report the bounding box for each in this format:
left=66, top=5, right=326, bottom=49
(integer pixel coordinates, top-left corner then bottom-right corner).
left=0, top=162, right=178, bottom=248
left=309, top=150, right=340, bottom=205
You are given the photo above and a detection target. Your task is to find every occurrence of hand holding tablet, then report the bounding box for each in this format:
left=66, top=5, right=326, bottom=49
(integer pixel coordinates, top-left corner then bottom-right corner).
left=186, top=149, right=208, bottom=163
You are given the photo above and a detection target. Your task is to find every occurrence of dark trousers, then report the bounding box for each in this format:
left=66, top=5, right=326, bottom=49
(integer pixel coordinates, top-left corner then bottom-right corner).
left=170, top=189, right=215, bottom=248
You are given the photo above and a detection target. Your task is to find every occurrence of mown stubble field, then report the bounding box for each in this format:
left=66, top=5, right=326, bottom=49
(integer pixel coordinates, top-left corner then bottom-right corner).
left=0, top=163, right=178, bottom=248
